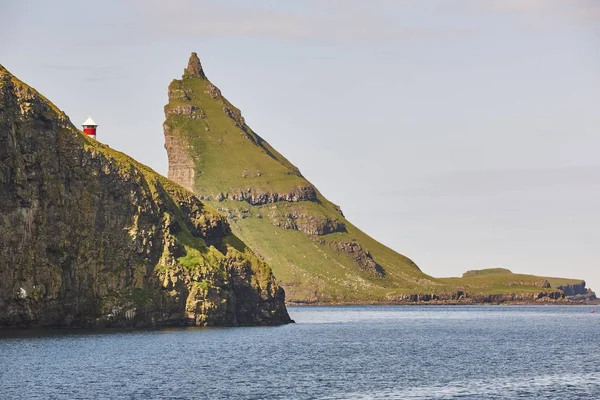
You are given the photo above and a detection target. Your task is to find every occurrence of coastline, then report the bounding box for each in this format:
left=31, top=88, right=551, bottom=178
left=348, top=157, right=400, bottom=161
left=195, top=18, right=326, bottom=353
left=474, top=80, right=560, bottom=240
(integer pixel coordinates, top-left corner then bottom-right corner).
left=287, top=297, right=599, bottom=307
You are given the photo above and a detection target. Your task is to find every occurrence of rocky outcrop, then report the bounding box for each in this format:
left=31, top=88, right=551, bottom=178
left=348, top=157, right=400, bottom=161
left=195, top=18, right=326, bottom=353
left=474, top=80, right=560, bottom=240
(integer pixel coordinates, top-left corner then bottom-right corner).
left=168, top=86, right=191, bottom=101
left=183, top=52, right=206, bottom=79
left=556, top=281, right=587, bottom=296
left=0, top=64, right=292, bottom=328
left=329, top=240, right=385, bottom=278
left=164, top=126, right=196, bottom=191
left=289, top=290, right=578, bottom=305
left=568, top=289, right=597, bottom=303
left=270, top=210, right=346, bottom=236
left=220, top=185, right=318, bottom=205
left=204, top=82, right=221, bottom=98
left=165, top=104, right=206, bottom=119
left=385, top=290, right=570, bottom=305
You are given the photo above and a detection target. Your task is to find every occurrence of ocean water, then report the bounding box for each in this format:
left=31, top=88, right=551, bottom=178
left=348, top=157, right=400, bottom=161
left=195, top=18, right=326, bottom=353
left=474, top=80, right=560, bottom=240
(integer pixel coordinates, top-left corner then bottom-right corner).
left=0, top=306, right=599, bottom=399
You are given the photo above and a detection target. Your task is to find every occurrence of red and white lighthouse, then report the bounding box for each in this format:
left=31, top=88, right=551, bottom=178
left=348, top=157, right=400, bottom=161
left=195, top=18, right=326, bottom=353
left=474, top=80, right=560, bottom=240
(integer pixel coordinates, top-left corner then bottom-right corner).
left=82, top=115, right=98, bottom=140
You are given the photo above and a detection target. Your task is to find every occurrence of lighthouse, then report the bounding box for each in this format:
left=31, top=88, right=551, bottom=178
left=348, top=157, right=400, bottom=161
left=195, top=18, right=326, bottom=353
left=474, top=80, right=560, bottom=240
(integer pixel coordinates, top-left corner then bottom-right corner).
left=82, top=115, right=98, bottom=140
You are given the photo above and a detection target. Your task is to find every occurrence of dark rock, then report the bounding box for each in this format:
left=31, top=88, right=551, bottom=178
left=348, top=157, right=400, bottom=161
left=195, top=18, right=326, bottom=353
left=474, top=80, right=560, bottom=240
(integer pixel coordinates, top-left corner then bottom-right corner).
left=269, top=209, right=346, bottom=235
left=205, top=82, right=221, bottom=98
left=330, top=240, right=385, bottom=277
left=556, top=281, right=587, bottom=296
left=226, top=185, right=318, bottom=205
left=165, top=104, right=206, bottom=119
left=183, top=52, right=206, bottom=79
left=385, top=290, right=570, bottom=305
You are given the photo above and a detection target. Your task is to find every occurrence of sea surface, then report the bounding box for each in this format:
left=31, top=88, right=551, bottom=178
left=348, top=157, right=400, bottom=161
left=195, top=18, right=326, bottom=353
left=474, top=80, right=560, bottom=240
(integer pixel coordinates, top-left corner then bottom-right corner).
left=0, top=306, right=599, bottom=399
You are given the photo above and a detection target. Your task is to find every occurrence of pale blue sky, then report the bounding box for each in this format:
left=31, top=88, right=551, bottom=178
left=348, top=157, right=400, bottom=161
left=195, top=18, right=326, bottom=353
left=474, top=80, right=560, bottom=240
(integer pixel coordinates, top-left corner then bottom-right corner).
left=2, top=0, right=599, bottom=290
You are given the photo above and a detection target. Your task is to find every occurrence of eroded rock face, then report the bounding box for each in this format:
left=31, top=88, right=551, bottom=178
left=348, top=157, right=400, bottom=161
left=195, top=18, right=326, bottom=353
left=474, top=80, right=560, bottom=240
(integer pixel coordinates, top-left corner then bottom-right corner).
left=269, top=210, right=346, bottom=236
left=0, top=64, right=292, bottom=328
left=223, top=185, right=318, bottom=205
left=183, top=52, right=206, bottom=79
left=329, top=240, right=386, bottom=278
left=165, top=104, right=206, bottom=119
left=164, top=125, right=196, bottom=192
left=555, top=282, right=588, bottom=296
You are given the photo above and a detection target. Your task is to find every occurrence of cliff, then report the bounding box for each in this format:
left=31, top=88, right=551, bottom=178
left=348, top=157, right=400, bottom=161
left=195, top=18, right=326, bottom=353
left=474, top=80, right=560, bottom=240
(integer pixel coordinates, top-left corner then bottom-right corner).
left=0, top=64, right=292, bottom=328
left=163, top=53, right=593, bottom=304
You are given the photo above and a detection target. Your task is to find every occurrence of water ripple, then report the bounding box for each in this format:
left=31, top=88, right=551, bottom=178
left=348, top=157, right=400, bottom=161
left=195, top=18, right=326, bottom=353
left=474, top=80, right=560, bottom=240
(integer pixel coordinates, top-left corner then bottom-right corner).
left=0, top=306, right=598, bottom=400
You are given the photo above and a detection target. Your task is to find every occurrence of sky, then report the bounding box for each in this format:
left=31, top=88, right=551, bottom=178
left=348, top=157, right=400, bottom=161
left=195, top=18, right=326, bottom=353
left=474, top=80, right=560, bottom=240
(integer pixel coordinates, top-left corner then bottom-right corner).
left=2, top=0, right=599, bottom=291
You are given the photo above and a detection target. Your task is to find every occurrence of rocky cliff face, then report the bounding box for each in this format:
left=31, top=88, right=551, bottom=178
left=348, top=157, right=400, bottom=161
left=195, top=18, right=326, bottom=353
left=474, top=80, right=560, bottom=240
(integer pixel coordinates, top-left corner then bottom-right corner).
left=164, top=133, right=196, bottom=191
left=0, top=64, right=292, bottom=328
left=555, top=282, right=588, bottom=296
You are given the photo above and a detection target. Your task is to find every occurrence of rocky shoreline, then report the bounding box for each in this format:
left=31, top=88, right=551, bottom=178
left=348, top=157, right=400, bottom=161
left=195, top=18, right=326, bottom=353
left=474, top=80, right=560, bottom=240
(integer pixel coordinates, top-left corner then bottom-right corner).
left=288, top=300, right=598, bottom=306
left=288, top=291, right=598, bottom=306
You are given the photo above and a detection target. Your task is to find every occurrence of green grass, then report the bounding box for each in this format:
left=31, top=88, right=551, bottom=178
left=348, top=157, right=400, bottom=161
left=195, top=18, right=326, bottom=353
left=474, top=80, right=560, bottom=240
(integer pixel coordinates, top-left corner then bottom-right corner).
left=204, top=197, right=447, bottom=303
left=462, top=268, right=514, bottom=277
left=165, top=79, right=307, bottom=196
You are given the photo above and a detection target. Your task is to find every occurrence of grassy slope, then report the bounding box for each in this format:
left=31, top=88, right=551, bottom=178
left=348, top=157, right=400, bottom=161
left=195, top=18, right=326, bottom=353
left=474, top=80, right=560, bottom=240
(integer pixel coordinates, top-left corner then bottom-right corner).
left=163, top=60, right=587, bottom=303
left=215, top=200, right=445, bottom=302
left=165, top=78, right=304, bottom=195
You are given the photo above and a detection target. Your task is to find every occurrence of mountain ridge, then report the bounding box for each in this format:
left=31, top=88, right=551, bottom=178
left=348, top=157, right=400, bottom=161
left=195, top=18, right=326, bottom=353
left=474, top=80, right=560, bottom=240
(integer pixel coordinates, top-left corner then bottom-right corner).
left=163, top=53, right=595, bottom=304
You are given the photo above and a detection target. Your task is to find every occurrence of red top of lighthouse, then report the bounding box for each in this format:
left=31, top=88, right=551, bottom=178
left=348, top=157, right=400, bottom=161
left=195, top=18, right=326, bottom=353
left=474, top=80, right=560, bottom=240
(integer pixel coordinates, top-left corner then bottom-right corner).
left=82, top=115, right=98, bottom=139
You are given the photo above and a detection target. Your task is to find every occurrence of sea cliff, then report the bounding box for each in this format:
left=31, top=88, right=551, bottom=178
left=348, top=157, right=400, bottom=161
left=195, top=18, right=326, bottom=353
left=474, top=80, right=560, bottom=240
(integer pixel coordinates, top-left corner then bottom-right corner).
left=0, top=64, right=293, bottom=328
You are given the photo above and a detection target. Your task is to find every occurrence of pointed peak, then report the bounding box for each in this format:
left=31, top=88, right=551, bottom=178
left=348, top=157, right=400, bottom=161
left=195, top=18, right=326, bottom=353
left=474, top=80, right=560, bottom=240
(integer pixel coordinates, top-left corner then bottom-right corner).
left=183, top=52, right=206, bottom=79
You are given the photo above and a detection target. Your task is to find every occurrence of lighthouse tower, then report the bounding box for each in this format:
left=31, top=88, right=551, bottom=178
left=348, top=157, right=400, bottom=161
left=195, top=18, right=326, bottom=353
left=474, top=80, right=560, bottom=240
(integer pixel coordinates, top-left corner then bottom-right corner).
left=82, top=115, right=98, bottom=140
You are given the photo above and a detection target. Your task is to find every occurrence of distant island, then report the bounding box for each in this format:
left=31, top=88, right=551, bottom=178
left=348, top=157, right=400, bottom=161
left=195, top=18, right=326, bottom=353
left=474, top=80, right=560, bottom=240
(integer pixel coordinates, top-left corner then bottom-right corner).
left=0, top=55, right=595, bottom=329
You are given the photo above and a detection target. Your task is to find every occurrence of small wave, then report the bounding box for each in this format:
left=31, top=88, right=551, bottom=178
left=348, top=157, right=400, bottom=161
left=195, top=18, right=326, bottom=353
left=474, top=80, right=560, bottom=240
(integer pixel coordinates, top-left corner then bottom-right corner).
left=321, top=372, right=600, bottom=399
